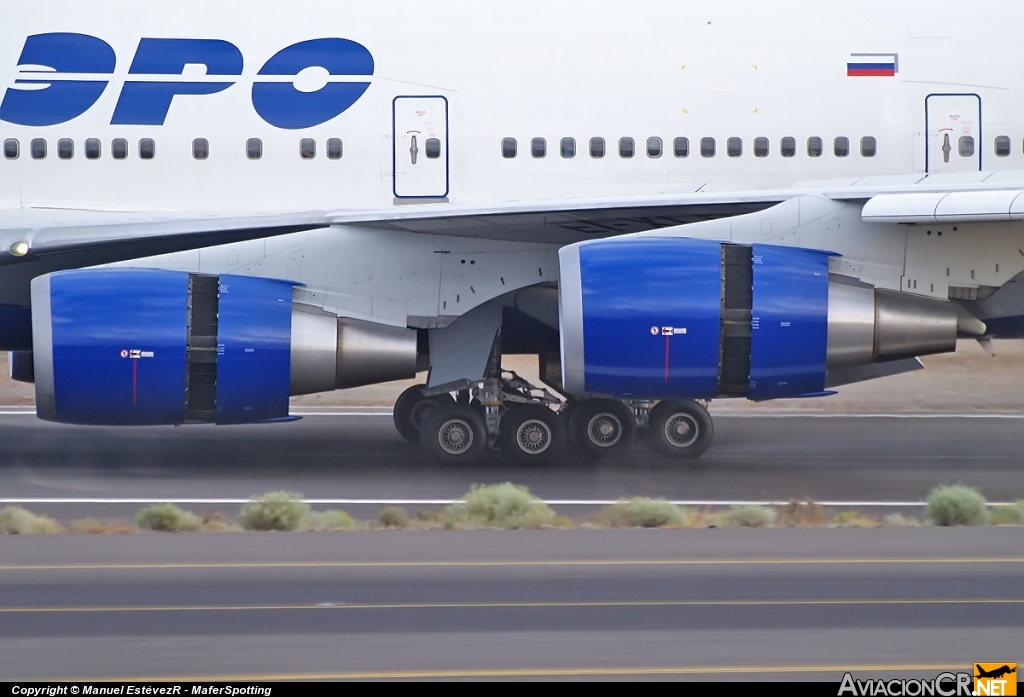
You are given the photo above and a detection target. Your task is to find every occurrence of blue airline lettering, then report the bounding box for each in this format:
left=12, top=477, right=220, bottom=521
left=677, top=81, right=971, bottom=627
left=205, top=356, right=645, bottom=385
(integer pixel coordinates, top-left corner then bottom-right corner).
left=111, top=39, right=243, bottom=126
left=0, top=33, right=116, bottom=127
left=0, top=34, right=374, bottom=128
left=252, top=38, right=373, bottom=130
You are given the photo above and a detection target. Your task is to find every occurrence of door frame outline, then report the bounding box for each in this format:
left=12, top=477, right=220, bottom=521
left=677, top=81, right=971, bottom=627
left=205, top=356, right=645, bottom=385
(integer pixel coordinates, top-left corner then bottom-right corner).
left=924, top=92, right=982, bottom=174
left=392, top=95, right=450, bottom=200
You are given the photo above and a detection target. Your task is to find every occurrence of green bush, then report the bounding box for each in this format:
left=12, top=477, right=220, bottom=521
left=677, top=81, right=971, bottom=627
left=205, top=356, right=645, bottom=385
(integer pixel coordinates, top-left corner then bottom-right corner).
left=989, top=501, right=1024, bottom=525
left=723, top=505, right=776, bottom=528
left=378, top=507, right=409, bottom=528
left=0, top=506, right=63, bottom=534
left=882, top=513, right=920, bottom=527
left=602, top=498, right=689, bottom=528
left=926, top=485, right=988, bottom=526
left=135, top=503, right=201, bottom=532
left=445, top=483, right=556, bottom=529
left=239, top=491, right=310, bottom=531
left=304, top=509, right=356, bottom=531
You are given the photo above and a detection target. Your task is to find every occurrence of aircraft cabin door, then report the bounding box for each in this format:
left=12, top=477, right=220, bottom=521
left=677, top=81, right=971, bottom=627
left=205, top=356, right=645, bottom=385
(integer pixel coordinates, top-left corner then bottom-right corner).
left=393, top=96, right=449, bottom=200
left=925, top=94, right=981, bottom=173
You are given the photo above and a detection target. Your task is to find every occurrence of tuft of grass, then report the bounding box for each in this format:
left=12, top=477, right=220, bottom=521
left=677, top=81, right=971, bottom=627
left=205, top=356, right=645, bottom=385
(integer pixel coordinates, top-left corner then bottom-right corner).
left=601, top=497, right=689, bottom=528
left=926, top=485, right=988, bottom=526
left=199, top=511, right=240, bottom=532
left=304, top=509, right=357, bottom=531
left=135, top=503, right=201, bottom=532
left=774, top=500, right=826, bottom=527
left=547, top=515, right=575, bottom=529
left=239, top=491, right=310, bottom=531
left=989, top=500, right=1024, bottom=525
left=378, top=507, right=409, bottom=529
left=0, top=506, right=63, bottom=534
left=882, top=513, right=921, bottom=527
left=830, top=510, right=879, bottom=528
left=444, top=483, right=556, bottom=529
left=70, top=517, right=135, bottom=534
left=723, top=505, right=776, bottom=528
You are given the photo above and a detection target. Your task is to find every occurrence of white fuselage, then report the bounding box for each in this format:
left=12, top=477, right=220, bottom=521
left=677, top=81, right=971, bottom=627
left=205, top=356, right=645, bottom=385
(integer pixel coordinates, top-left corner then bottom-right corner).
left=2, top=0, right=1023, bottom=213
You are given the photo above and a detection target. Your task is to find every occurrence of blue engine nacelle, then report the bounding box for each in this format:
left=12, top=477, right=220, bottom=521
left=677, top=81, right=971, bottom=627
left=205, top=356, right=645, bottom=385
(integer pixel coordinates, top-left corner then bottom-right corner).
left=558, top=237, right=961, bottom=402
left=30, top=268, right=418, bottom=425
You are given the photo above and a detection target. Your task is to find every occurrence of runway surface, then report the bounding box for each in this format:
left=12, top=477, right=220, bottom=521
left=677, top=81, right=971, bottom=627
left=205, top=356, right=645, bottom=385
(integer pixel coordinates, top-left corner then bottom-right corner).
left=1, top=528, right=1021, bottom=681
left=0, top=411, right=1022, bottom=521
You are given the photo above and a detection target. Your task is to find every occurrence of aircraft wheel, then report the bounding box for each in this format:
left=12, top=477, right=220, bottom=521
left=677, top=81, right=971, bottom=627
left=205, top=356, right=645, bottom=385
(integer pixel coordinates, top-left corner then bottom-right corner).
left=499, top=404, right=566, bottom=466
left=569, top=399, right=635, bottom=459
left=393, top=385, right=452, bottom=445
left=420, top=403, right=488, bottom=465
left=645, top=400, right=713, bottom=460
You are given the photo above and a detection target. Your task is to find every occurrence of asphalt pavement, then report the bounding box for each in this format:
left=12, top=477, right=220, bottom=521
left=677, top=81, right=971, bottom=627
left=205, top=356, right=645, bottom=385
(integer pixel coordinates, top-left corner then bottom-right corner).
left=0, top=528, right=1021, bottom=681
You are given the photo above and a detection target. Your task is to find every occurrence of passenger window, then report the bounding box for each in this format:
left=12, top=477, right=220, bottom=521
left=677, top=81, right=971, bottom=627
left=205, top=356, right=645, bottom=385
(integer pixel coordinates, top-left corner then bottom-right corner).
left=531, top=137, right=546, bottom=158
left=299, top=138, right=316, bottom=159
left=807, top=137, right=823, bottom=157
left=246, top=138, right=262, bottom=160
left=995, top=136, right=1011, bottom=157
left=425, top=138, right=440, bottom=159
left=3, top=139, right=19, bottom=160
left=700, top=137, right=716, bottom=158
left=590, top=137, right=605, bottom=158
left=85, top=138, right=101, bottom=159
left=619, top=137, right=635, bottom=158
left=56, top=138, right=73, bottom=159
left=673, top=137, right=689, bottom=158
left=959, top=136, right=975, bottom=157
left=780, top=136, right=796, bottom=158
left=560, top=137, right=576, bottom=158
left=112, top=138, right=128, bottom=160
left=192, top=138, right=209, bottom=160
left=327, top=138, right=343, bottom=159
left=646, top=137, right=662, bottom=158
left=139, top=138, right=156, bottom=160
left=727, top=137, right=742, bottom=158
left=30, top=138, right=46, bottom=160
left=501, top=137, right=517, bottom=158
left=754, top=137, right=769, bottom=158
left=860, top=136, right=877, bottom=158
left=834, top=137, right=850, bottom=157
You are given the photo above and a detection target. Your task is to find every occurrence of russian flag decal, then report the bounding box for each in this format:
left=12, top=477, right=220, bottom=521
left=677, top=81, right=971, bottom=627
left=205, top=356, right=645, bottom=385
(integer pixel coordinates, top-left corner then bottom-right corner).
left=847, top=53, right=898, bottom=77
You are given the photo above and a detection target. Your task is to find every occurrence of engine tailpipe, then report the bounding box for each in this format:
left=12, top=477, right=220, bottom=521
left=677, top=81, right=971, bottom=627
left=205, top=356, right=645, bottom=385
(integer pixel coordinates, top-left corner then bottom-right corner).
left=290, top=307, right=418, bottom=395
left=826, top=283, right=968, bottom=368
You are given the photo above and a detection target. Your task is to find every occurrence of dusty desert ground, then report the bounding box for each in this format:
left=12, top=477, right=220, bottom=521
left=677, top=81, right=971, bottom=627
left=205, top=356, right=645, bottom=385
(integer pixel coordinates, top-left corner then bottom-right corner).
left=3, top=339, right=1022, bottom=412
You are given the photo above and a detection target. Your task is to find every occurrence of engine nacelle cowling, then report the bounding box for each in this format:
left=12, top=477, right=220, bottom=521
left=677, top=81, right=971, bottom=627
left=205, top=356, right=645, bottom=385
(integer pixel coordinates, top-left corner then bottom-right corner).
left=30, top=269, right=417, bottom=425
left=558, top=238, right=963, bottom=401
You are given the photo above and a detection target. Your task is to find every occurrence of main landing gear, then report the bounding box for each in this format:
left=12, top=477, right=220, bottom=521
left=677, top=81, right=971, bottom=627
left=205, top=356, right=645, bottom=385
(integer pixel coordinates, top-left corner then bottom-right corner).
left=393, top=379, right=714, bottom=466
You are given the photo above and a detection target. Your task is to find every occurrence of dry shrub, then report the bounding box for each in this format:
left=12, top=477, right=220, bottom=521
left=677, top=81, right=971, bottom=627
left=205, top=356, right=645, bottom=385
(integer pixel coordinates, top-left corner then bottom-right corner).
left=444, top=483, right=556, bottom=529
left=723, top=505, right=777, bottom=528
left=71, top=517, right=135, bottom=533
left=239, top=491, right=310, bottom=531
left=378, top=507, right=409, bottom=528
left=990, top=501, right=1024, bottom=525
left=135, top=504, right=202, bottom=532
left=0, top=506, right=63, bottom=534
left=601, top=498, right=689, bottom=528
left=304, top=510, right=357, bottom=531
left=926, top=485, right=988, bottom=526
left=774, top=500, right=826, bottom=527
left=830, top=510, right=879, bottom=528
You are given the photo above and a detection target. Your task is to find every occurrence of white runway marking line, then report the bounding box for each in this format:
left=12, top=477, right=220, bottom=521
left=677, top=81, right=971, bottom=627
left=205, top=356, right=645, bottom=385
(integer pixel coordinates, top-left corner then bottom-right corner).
left=0, top=498, right=1016, bottom=507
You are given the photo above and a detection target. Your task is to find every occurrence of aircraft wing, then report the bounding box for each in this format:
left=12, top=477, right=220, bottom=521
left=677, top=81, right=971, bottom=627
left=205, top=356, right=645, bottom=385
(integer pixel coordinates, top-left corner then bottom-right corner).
left=7, top=168, right=1024, bottom=275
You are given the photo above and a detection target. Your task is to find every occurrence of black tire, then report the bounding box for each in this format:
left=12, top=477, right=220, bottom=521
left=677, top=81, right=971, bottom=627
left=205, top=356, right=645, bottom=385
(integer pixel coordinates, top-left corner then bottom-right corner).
left=420, top=403, right=488, bottom=465
left=393, top=384, right=452, bottom=445
left=499, top=404, right=566, bottom=466
left=568, top=399, right=635, bottom=459
left=645, top=400, right=713, bottom=460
